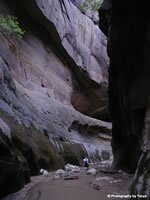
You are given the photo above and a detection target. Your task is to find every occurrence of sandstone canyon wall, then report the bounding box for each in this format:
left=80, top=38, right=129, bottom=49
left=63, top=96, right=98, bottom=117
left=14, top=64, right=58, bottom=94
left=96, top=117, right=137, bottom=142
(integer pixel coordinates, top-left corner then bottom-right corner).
left=105, top=0, right=150, bottom=198
left=0, top=0, right=111, bottom=197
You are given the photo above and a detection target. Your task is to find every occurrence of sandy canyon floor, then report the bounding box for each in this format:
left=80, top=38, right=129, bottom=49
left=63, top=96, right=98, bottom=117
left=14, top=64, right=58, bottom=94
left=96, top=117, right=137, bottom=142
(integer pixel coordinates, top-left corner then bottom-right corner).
left=3, top=163, right=133, bottom=200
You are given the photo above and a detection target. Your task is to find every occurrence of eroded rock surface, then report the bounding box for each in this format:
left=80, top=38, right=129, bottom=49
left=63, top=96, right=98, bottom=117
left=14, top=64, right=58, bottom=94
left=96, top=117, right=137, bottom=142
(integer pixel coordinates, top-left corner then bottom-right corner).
left=107, top=0, right=150, bottom=198
left=21, top=0, right=109, bottom=120
left=0, top=0, right=111, bottom=197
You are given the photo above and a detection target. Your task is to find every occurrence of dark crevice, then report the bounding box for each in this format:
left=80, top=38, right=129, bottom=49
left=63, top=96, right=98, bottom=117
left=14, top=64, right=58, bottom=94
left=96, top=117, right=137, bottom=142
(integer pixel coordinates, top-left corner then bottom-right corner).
left=101, top=0, right=150, bottom=176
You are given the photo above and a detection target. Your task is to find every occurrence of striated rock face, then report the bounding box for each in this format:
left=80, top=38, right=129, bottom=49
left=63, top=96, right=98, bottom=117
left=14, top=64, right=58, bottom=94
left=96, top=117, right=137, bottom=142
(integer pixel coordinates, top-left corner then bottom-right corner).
left=0, top=0, right=111, bottom=197
left=21, top=0, right=109, bottom=120
left=23, top=0, right=109, bottom=84
left=107, top=0, right=150, bottom=198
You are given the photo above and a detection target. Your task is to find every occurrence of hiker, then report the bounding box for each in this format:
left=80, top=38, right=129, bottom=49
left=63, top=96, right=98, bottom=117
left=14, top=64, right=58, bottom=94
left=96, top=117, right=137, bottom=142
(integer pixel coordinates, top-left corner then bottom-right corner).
left=83, top=157, right=89, bottom=170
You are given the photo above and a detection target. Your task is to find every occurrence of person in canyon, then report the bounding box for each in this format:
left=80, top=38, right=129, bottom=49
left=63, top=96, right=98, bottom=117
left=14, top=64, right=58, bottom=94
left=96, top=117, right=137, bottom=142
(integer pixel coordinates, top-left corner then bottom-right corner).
left=83, top=157, right=89, bottom=170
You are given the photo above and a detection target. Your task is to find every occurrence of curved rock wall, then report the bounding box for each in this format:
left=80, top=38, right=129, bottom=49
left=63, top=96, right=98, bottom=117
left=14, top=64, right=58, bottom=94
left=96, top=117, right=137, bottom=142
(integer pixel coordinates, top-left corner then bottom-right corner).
left=0, top=0, right=111, bottom=197
left=21, top=0, right=109, bottom=120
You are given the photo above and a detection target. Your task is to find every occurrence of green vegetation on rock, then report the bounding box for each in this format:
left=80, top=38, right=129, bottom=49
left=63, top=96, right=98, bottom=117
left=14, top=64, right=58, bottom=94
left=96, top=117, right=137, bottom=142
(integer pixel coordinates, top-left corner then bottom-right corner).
left=80, top=0, right=103, bottom=12
left=0, top=15, right=24, bottom=39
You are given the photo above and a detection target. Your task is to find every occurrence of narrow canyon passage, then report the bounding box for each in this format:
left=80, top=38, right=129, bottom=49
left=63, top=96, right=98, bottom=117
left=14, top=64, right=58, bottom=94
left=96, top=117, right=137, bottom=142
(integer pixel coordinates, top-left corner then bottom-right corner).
left=0, top=0, right=150, bottom=199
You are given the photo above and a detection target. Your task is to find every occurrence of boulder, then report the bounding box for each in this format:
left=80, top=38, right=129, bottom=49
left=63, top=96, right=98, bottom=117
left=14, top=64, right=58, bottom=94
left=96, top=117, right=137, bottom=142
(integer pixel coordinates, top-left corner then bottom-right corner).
left=40, top=169, right=49, bottom=176
left=55, top=169, right=66, bottom=176
left=65, top=164, right=80, bottom=172
left=86, top=168, right=97, bottom=175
